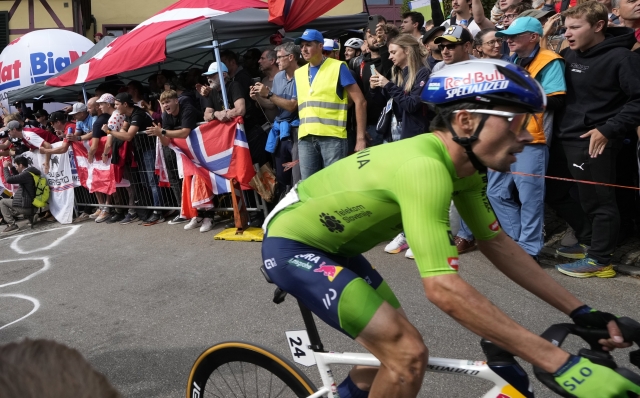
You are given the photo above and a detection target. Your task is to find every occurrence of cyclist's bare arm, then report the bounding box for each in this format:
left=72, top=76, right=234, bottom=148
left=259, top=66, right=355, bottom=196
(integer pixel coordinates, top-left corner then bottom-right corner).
left=479, top=232, right=630, bottom=351
left=422, top=272, right=570, bottom=373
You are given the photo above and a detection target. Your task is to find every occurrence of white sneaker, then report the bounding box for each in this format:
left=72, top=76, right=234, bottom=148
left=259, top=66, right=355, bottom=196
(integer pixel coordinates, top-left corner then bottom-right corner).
left=384, top=232, right=408, bottom=254
left=200, top=217, right=214, bottom=232
left=184, top=217, right=203, bottom=230
left=405, top=248, right=414, bottom=259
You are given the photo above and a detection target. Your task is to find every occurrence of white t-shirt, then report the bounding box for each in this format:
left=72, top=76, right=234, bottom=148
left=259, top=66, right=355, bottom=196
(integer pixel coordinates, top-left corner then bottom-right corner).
left=440, top=18, right=481, bottom=38
left=431, top=55, right=478, bottom=73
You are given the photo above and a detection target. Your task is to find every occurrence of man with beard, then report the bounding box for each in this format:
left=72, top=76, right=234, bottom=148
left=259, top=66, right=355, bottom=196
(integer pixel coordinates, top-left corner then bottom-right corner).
left=422, top=26, right=446, bottom=71
left=360, top=28, right=395, bottom=147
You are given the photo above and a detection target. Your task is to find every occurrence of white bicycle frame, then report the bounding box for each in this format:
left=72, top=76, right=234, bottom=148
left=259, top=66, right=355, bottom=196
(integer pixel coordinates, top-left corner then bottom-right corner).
left=298, top=350, right=528, bottom=398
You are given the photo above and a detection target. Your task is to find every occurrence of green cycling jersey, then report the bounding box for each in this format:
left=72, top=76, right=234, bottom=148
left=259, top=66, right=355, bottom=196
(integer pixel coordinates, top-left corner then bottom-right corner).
left=267, top=133, right=501, bottom=278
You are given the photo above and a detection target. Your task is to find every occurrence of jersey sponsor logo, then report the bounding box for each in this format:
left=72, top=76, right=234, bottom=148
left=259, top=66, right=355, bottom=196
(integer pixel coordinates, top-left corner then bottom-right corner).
left=489, top=220, right=500, bottom=232
left=287, top=258, right=314, bottom=271
left=322, top=288, right=338, bottom=309
left=295, top=253, right=322, bottom=263
left=264, top=258, right=277, bottom=270
left=314, top=263, right=343, bottom=282
left=356, top=148, right=371, bottom=169
left=448, top=257, right=459, bottom=271
left=320, top=213, right=345, bottom=233
left=333, top=205, right=373, bottom=223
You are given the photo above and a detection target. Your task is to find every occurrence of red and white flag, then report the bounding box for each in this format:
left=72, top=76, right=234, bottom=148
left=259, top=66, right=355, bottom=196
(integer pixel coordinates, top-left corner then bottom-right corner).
left=167, top=117, right=255, bottom=218
left=71, top=138, right=130, bottom=195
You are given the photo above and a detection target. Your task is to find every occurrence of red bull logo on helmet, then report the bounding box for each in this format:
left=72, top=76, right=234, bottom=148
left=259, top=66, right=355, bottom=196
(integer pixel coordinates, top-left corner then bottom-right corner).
left=444, top=71, right=508, bottom=100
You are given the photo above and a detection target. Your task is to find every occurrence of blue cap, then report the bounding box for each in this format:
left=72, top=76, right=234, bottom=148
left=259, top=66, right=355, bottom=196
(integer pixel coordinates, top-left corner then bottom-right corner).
left=495, top=16, right=543, bottom=37
left=294, top=29, right=324, bottom=45
left=323, top=38, right=339, bottom=51
left=202, top=61, right=228, bottom=76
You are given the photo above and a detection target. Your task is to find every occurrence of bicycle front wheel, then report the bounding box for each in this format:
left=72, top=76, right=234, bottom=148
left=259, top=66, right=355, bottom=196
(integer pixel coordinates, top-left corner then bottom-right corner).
left=186, top=341, right=317, bottom=398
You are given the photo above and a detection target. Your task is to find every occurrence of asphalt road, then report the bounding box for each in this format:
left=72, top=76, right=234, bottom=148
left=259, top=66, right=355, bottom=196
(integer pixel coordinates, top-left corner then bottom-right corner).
left=1, top=220, right=639, bottom=397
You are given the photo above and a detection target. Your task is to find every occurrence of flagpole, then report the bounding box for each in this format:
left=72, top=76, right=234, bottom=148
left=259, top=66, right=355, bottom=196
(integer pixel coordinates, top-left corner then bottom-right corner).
left=210, top=20, right=229, bottom=110
left=82, top=83, right=88, bottom=104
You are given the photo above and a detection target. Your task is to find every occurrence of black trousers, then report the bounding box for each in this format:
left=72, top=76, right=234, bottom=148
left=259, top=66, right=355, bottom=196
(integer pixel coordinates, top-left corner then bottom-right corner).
left=546, top=139, right=620, bottom=263
left=546, top=140, right=591, bottom=245
left=163, top=146, right=182, bottom=207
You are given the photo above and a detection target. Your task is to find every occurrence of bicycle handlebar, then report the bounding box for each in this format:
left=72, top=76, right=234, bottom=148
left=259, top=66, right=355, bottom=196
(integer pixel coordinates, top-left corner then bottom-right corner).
left=534, top=317, right=640, bottom=397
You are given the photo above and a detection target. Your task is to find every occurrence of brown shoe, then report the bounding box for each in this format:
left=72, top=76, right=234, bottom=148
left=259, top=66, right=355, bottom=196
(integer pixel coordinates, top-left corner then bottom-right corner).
left=2, top=223, right=18, bottom=233
left=454, top=236, right=477, bottom=254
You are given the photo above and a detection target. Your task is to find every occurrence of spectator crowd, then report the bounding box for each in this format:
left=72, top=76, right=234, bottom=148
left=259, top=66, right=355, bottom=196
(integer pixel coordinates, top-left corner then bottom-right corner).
left=1, top=0, right=640, bottom=280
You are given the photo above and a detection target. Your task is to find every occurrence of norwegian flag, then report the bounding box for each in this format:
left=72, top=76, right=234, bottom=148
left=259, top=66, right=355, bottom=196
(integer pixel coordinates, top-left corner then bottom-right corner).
left=167, top=117, right=255, bottom=218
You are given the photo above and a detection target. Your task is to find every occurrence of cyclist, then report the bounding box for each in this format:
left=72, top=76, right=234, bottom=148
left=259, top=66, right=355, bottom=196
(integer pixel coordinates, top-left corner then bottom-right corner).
left=261, top=59, right=640, bottom=398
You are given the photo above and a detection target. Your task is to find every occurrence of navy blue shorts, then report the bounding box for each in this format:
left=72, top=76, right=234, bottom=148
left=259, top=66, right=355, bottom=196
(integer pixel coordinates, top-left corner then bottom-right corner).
left=262, top=236, right=401, bottom=338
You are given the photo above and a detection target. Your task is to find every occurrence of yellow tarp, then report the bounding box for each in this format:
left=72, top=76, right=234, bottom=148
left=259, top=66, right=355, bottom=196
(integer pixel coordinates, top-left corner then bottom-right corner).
left=214, top=227, right=264, bottom=242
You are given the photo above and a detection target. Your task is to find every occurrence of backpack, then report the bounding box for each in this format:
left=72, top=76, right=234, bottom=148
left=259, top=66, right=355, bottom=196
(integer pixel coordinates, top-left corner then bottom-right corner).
left=29, top=172, right=49, bottom=208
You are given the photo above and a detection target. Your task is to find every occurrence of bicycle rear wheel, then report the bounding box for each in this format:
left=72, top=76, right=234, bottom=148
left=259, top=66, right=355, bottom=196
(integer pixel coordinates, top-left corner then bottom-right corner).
left=186, top=341, right=317, bottom=398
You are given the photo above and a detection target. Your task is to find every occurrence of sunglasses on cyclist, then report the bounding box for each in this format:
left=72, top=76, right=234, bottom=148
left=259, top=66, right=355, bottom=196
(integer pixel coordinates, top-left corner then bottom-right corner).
left=437, top=42, right=463, bottom=51
left=453, top=109, right=532, bottom=133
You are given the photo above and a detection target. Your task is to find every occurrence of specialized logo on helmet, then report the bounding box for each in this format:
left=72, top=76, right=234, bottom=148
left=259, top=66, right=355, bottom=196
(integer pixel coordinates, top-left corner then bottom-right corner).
left=444, top=71, right=508, bottom=99
left=320, top=213, right=344, bottom=233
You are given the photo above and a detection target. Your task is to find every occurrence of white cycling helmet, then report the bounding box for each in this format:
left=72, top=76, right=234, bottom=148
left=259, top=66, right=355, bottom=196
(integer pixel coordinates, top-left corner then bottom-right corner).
left=344, top=38, right=364, bottom=49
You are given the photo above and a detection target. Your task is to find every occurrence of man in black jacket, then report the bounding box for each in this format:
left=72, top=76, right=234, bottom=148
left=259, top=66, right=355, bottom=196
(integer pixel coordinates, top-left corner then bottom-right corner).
left=548, top=2, right=640, bottom=278
left=1, top=156, right=39, bottom=233
left=361, top=28, right=395, bottom=146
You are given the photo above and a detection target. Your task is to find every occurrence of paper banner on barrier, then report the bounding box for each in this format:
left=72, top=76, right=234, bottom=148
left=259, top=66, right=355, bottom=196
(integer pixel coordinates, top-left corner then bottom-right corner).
left=45, top=142, right=74, bottom=224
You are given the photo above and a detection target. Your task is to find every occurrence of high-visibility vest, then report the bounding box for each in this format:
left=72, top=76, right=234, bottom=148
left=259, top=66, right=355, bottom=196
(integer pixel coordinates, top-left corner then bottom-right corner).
left=523, top=49, right=564, bottom=144
left=295, top=58, right=349, bottom=140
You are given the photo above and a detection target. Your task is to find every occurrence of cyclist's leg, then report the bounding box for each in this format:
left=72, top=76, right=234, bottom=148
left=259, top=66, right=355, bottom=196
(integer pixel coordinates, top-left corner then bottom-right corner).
left=262, top=237, right=427, bottom=398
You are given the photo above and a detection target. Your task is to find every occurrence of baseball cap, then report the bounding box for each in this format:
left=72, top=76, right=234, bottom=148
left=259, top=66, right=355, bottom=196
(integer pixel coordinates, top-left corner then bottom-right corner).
left=6, top=120, right=21, bottom=130
left=496, top=16, right=543, bottom=37
left=323, top=38, right=338, bottom=52
left=518, top=9, right=554, bottom=20
left=434, top=25, right=473, bottom=45
left=34, top=109, right=49, bottom=119
left=202, top=62, right=228, bottom=76
left=48, top=111, right=67, bottom=123
left=422, top=25, right=446, bottom=44
left=294, top=29, right=324, bottom=45
left=95, top=32, right=104, bottom=38
left=68, top=102, right=88, bottom=115
left=114, top=92, right=135, bottom=106
left=97, top=93, right=116, bottom=104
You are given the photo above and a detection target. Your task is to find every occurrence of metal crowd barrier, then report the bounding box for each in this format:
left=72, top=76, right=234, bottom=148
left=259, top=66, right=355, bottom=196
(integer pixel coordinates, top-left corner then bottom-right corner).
left=73, top=136, right=269, bottom=218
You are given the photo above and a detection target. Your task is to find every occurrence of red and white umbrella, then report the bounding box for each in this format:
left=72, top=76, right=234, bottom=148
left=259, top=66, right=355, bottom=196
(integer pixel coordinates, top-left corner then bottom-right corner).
left=46, top=0, right=267, bottom=87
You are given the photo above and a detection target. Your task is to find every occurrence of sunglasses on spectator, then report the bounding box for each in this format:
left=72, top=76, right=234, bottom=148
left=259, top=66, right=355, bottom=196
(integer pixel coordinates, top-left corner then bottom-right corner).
left=483, top=38, right=504, bottom=46
left=503, top=13, right=519, bottom=20
left=277, top=54, right=292, bottom=59
left=453, top=109, right=532, bottom=133
left=437, top=42, right=463, bottom=51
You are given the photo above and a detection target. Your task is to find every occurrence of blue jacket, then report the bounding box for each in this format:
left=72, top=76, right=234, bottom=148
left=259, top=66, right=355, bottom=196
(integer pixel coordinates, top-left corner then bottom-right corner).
left=265, top=119, right=300, bottom=153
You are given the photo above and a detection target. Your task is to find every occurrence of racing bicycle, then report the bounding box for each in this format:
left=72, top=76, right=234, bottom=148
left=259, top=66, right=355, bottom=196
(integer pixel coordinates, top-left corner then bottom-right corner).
left=186, top=266, right=640, bottom=398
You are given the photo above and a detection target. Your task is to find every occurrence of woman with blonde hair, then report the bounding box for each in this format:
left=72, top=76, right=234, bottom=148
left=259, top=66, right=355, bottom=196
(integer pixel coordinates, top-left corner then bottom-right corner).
left=369, top=33, right=430, bottom=141
left=371, top=34, right=431, bottom=259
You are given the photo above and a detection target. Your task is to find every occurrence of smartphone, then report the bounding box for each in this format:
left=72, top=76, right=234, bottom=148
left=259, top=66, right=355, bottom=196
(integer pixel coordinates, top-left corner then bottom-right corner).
left=370, top=65, right=377, bottom=76
left=252, top=77, right=262, bottom=85
left=368, top=15, right=381, bottom=34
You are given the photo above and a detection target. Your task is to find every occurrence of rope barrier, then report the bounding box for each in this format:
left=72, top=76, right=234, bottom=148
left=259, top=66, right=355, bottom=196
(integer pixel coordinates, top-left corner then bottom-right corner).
left=509, top=172, right=640, bottom=191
